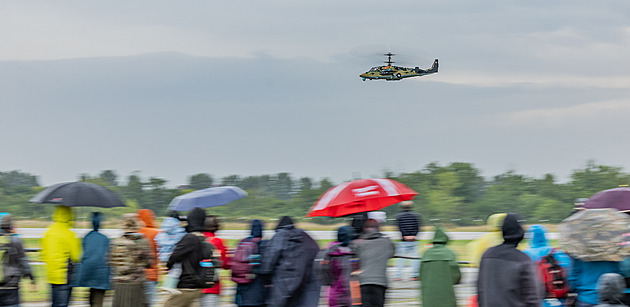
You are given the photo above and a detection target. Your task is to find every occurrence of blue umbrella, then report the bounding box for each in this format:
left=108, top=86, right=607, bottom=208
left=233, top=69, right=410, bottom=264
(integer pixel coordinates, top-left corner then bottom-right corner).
left=167, top=186, right=248, bottom=211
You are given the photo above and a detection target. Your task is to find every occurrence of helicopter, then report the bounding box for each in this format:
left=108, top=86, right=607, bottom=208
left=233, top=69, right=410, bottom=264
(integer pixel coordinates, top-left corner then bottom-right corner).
left=359, top=53, right=438, bottom=81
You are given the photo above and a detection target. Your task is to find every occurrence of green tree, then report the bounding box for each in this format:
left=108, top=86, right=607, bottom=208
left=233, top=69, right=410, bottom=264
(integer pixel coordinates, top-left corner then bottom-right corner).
left=99, top=170, right=118, bottom=187
left=189, top=173, right=213, bottom=190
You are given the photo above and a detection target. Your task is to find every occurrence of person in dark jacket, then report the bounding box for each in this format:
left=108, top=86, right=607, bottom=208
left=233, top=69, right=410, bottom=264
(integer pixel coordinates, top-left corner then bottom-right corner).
left=75, top=212, right=111, bottom=307
left=394, top=201, right=421, bottom=281
left=477, top=213, right=540, bottom=307
left=261, top=216, right=321, bottom=307
left=0, top=213, right=36, bottom=307
left=165, top=207, right=208, bottom=307
left=353, top=219, right=395, bottom=307
left=419, top=226, right=461, bottom=307
left=234, top=219, right=268, bottom=307
left=596, top=273, right=627, bottom=307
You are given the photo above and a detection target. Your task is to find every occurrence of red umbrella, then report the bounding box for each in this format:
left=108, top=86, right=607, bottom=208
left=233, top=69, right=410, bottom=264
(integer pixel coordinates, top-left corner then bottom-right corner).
left=306, top=178, right=418, bottom=217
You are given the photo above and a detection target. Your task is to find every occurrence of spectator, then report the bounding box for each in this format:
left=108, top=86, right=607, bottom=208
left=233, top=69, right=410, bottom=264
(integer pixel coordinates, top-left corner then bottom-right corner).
left=41, top=205, right=81, bottom=307
left=233, top=219, right=268, bottom=307
left=110, top=213, right=153, bottom=307
left=419, top=225, right=461, bottom=307
left=201, top=215, right=230, bottom=306
left=76, top=212, right=111, bottom=307
left=569, top=258, right=621, bottom=307
left=353, top=218, right=395, bottom=307
left=350, top=212, right=368, bottom=240
left=165, top=207, right=209, bottom=307
left=155, top=212, right=186, bottom=294
left=137, top=209, right=160, bottom=306
left=596, top=273, right=627, bottom=307
left=394, top=201, right=421, bottom=281
left=326, top=225, right=355, bottom=307
left=261, top=216, right=321, bottom=307
left=477, top=213, right=540, bottom=307
left=466, top=213, right=506, bottom=267
left=0, top=213, right=36, bottom=307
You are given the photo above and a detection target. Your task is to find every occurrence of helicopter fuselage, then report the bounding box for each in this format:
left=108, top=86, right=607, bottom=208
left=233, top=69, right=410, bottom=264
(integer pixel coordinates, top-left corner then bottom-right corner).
left=360, top=59, right=438, bottom=81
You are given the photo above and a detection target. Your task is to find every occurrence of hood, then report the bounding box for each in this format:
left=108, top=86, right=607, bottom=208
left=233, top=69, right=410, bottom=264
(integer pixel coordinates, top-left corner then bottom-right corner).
left=121, top=213, right=140, bottom=232
left=526, top=224, right=549, bottom=249
left=137, top=209, right=156, bottom=228
left=361, top=228, right=383, bottom=240
left=502, top=213, right=524, bottom=245
left=337, top=225, right=354, bottom=246
left=186, top=207, right=206, bottom=232
left=161, top=217, right=185, bottom=236
left=250, top=219, right=263, bottom=238
left=598, top=273, right=626, bottom=303
left=432, top=226, right=449, bottom=245
left=92, top=212, right=102, bottom=231
left=0, top=213, right=11, bottom=233
left=53, top=205, right=73, bottom=224
left=487, top=213, right=507, bottom=232
left=276, top=216, right=294, bottom=232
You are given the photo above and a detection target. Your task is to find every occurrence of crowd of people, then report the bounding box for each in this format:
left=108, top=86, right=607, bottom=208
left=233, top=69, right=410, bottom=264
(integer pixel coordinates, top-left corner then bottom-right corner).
left=0, top=201, right=629, bottom=307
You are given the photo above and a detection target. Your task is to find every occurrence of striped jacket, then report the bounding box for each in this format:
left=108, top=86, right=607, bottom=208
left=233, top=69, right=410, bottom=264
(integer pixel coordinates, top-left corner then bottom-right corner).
left=396, top=211, right=421, bottom=238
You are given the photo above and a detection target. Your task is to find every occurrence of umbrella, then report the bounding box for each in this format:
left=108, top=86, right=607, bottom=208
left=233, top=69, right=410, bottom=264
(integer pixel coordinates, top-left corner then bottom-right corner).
left=167, top=186, right=247, bottom=211
left=306, top=178, right=418, bottom=217
left=558, top=208, right=630, bottom=262
left=581, top=187, right=630, bottom=212
left=29, top=182, right=125, bottom=208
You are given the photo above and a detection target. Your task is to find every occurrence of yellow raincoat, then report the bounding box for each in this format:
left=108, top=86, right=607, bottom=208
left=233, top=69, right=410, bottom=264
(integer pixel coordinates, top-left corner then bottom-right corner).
left=41, top=206, right=81, bottom=284
left=466, top=213, right=506, bottom=267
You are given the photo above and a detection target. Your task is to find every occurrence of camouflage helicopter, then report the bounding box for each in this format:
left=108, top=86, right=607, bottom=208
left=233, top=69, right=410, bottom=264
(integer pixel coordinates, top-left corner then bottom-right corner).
left=359, top=53, right=438, bottom=81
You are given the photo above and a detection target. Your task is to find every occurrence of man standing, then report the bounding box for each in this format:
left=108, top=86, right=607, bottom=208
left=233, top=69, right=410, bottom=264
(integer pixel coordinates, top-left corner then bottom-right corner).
left=41, top=205, right=81, bottom=307
left=395, top=201, right=421, bottom=281
left=477, top=213, right=540, bottom=307
left=354, top=218, right=395, bottom=307
left=0, top=213, right=36, bottom=307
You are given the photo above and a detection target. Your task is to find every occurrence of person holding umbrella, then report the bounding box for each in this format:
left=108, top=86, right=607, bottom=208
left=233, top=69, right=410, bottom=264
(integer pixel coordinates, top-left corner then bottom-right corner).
left=41, top=205, right=81, bottom=307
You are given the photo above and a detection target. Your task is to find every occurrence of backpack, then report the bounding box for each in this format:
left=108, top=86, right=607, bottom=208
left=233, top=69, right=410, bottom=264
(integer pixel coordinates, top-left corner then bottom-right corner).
left=0, top=235, right=13, bottom=283
left=196, top=235, right=219, bottom=288
left=537, top=248, right=570, bottom=298
left=231, top=236, right=262, bottom=284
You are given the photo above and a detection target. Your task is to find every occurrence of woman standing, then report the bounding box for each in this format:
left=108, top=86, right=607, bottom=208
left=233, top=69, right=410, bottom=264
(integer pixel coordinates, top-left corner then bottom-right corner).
left=76, top=212, right=111, bottom=307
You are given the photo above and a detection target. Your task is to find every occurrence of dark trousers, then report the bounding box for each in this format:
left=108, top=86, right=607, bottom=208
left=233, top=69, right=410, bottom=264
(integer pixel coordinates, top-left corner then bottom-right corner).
left=360, top=284, right=386, bottom=307
left=51, top=284, right=72, bottom=307
left=89, top=288, right=106, bottom=307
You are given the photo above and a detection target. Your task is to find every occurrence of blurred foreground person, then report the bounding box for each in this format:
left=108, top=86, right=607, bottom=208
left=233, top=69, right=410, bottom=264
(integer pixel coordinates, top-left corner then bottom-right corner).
left=76, top=212, right=111, bottom=307
left=466, top=213, right=506, bottom=267
left=569, top=258, right=621, bottom=307
left=477, top=213, right=539, bottom=307
left=353, top=218, right=395, bottom=307
left=165, top=207, right=210, bottom=307
left=138, top=209, right=160, bottom=306
left=596, top=273, right=627, bottom=307
left=522, top=225, right=571, bottom=307
left=201, top=215, right=229, bottom=306
left=155, top=212, right=186, bottom=294
left=41, top=205, right=81, bottom=307
left=261, top=216, right=320, bottom=307
left=110, top=213, right=153, bottom=307
left=419, top=226, right=461, bottom=307
left=232, top=219, right=267, bottom=307
left=394, top=201, right=421, bottom=281
left=0, top=213, right=36, bottom=307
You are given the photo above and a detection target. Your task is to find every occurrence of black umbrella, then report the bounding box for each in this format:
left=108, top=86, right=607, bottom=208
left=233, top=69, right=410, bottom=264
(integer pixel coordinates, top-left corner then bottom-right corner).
left=29, top=182, right=125, bottom=208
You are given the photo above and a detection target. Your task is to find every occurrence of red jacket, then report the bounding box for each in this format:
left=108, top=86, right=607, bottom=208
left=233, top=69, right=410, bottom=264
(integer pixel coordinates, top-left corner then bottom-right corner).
left=202, top=232, right=229, bottom=294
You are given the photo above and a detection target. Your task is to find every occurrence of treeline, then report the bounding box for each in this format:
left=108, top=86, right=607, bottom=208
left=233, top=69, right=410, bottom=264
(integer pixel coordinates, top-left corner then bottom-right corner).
left=1, top=160, right=628, bottom=225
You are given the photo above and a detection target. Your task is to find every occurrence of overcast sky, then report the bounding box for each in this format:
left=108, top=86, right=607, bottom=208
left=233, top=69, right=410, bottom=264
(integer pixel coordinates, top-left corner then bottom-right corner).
left=1, top=0, right=630, bottom=187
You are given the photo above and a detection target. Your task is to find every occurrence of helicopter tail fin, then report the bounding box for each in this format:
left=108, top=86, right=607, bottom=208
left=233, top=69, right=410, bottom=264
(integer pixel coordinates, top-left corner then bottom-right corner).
left=428, top=59, right=439, bottom=73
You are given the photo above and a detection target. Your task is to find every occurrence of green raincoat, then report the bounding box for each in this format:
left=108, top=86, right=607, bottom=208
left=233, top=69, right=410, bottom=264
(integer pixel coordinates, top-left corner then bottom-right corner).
left=419, top=226, right=461, bottom=307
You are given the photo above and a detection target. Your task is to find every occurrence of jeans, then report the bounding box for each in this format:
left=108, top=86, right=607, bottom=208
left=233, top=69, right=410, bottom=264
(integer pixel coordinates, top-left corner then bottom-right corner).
left=199, top=293, right=219, bottom=306
left=145, top=280, right=158, bottom=306
left=395, top=240, right=419, bottom=279
left=50, top=284, right=72, bottom=307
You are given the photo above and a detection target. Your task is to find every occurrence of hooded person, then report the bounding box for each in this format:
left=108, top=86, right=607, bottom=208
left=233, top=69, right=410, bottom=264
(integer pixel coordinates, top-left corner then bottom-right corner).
left=165, top=207, right=209, bottom=307
left=523, top=225, right=572, bottom=307
left=155, top=212, right=186, bottom=263
left=201, top=215, right=230, bottom=306
left=419, top=226, right=461, bottom=307
left=261, top=216, right=321, bottom=307
left=234, top=219, right=268, bottom=307
left=137, top=209, right=160, bottom=306
left=110, top=213, right=153, bottom=307
left=75, top=212, right=111, bottom=307
left=466, top=213, right=506, bottom=267
left=326, top=225, right=356, bottom=307
left=0, top=213, right=36, bottom=307
left=41, top=205, right=81, bottom=307
left=477, top=213, right=540, bottom=307
left=596, top=273, right=627, bottom=307
left=569, top=257, right=621, bottom=306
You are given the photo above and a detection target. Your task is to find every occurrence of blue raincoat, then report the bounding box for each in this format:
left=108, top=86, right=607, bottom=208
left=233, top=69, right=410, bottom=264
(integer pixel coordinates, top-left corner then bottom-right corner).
left=155, top=217, right=186, bottom=262
left=75, top=212, right=111, bottom=290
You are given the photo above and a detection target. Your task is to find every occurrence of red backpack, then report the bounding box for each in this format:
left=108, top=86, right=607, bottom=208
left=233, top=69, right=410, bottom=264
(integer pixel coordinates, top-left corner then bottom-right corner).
left=537, top=248, right=570, bottom=298
left=230, top=237, right=262, bottom=284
